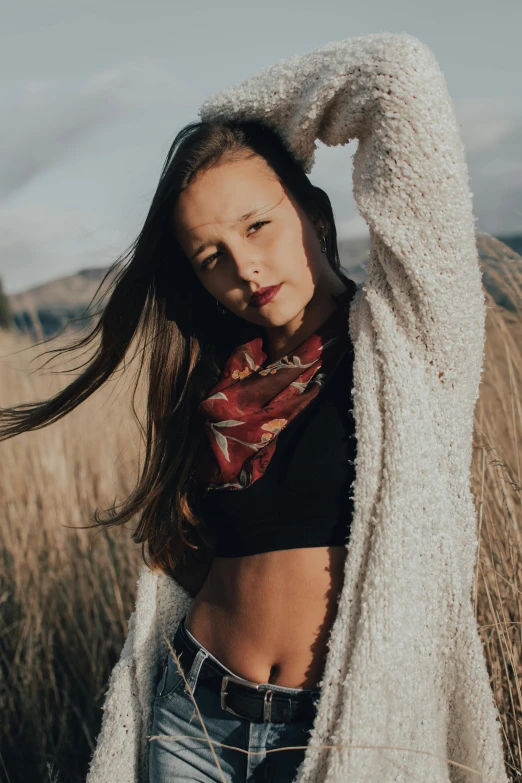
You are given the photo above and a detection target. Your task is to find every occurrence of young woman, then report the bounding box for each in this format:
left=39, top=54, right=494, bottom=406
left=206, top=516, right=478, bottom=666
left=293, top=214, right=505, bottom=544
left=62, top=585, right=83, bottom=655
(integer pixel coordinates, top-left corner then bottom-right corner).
left=1, top=32, right=509, bottom=783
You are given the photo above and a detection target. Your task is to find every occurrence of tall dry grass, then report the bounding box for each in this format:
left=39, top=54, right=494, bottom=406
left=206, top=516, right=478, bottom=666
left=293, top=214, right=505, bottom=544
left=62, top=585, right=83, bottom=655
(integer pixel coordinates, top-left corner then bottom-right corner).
left=0, top=329, right=143, bottom=782
left=473, top=287, right=522, bottom=778
left=0, top=246, right=521, bottom=782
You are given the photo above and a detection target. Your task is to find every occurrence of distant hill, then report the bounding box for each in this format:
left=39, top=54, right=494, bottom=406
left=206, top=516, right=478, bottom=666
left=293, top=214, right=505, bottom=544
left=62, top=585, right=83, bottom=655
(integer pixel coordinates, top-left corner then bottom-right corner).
left=7, top=232, right=521, bottom=339
left=476, top=232, right=522, bottom=312
left=341, top=231, right=522, bottom=312
left=9, top=267, right=117, bottom=339
left=338, top=236, right=371, bottom=284
left=495, top=233, right=522, bottom=258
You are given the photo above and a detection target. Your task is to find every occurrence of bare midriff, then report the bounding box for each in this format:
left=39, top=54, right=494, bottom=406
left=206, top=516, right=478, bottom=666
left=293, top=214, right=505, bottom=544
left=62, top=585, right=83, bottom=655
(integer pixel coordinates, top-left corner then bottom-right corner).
left=184, top=546, right=347, bottom=690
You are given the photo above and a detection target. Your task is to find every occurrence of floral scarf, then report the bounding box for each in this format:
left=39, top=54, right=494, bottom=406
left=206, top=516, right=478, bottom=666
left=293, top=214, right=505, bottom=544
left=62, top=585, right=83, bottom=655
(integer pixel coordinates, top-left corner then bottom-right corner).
left=196, top=283, right=356, bottom=490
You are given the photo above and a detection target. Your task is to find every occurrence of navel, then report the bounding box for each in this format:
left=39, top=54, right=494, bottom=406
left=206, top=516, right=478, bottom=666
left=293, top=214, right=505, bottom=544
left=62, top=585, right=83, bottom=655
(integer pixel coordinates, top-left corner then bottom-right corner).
left=268, top=663, right=281, bottom=684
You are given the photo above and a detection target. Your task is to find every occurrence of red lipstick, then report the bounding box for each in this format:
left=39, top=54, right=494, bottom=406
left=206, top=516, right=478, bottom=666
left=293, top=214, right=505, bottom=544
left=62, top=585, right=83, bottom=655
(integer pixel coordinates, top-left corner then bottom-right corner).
left=249, top=284, right=282, bottom=308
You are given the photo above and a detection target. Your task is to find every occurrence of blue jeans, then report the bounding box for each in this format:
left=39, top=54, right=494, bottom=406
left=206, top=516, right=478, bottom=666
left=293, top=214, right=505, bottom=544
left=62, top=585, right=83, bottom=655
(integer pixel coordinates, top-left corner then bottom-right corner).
left=149, top=621, right=321, bottom=782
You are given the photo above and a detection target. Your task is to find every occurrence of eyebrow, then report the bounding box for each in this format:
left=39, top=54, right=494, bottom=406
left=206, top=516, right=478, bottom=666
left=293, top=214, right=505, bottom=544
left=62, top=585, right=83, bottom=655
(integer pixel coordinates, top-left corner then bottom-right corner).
left=189, top=209, right=260, bottom=261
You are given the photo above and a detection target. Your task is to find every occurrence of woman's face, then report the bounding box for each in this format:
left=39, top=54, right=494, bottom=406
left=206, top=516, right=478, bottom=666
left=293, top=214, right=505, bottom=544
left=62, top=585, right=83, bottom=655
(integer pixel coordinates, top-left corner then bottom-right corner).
left=172, top=154, right=329, bottom=329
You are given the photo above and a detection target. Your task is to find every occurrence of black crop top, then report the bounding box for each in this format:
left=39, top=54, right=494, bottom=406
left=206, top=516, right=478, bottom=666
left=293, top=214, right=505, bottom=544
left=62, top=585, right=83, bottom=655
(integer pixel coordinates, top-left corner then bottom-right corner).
left=192, top=346, right=357, bottom=558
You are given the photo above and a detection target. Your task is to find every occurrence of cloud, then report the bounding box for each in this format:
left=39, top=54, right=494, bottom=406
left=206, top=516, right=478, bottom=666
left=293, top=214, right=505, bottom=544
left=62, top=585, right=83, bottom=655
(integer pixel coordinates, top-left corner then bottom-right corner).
left=311, top=140, right=368, bottom=240
left=455, top=96, right=521, bottom=154
left=335, top=213, right=369, bottom=237
left=310, top=98, right=522, bottom=239
left=2, top=90, right=521, bottom=294
left=0, top=203, right=120, bottom=294
left=0, top=59, right=202, bottom=199
left=455, top=97, right=522, bottom=235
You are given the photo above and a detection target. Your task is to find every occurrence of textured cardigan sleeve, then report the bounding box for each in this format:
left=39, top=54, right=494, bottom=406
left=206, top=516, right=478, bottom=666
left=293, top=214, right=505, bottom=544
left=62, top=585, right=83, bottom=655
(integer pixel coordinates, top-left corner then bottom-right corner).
left=84, top=610, right=141, bottom=782
left=199, top=32, right=486, bottom=410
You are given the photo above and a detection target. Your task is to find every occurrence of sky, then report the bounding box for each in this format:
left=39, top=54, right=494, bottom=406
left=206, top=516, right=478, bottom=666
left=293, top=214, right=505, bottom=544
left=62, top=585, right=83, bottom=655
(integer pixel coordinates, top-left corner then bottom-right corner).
left=1, top=0, right=521, bottom=294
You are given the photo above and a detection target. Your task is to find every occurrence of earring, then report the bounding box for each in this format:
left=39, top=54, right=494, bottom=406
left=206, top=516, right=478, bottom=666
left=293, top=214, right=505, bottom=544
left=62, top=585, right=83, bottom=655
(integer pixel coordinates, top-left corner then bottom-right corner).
left=318, top=223, right=328, bottom=254
left=216, top=299, right=228, bottom=316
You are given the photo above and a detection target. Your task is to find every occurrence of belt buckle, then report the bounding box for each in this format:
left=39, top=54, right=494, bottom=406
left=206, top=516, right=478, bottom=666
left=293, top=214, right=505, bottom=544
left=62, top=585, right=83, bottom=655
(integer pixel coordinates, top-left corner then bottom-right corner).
left=220, top=675, right=275, bottom=721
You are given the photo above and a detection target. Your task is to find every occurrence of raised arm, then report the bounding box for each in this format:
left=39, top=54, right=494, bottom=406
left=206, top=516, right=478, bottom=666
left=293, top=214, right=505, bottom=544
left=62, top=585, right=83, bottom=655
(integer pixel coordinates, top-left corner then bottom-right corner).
left=199, top=32, right=486, bottom=407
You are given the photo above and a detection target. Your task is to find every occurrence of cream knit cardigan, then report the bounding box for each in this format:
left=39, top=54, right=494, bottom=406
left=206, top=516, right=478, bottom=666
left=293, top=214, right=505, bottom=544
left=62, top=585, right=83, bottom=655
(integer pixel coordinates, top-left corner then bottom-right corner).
left=85, top=32, right=510, bottom=783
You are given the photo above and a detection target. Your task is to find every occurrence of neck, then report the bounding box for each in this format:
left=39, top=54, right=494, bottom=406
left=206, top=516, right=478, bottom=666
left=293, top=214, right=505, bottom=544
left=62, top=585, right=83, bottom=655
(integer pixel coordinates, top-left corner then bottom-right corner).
left=263, top=273, right=348, bottom=365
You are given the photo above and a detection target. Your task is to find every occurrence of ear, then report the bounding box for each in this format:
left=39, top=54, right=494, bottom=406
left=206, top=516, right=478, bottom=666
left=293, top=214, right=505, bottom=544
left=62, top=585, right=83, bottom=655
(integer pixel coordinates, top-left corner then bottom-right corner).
left=310, top=208, right=329, bottom=239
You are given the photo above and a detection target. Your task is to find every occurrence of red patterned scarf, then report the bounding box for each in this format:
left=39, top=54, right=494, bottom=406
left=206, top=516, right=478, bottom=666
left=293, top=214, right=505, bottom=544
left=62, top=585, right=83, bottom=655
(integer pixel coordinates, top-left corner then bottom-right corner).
left=196, top=284, right=356, bottom=490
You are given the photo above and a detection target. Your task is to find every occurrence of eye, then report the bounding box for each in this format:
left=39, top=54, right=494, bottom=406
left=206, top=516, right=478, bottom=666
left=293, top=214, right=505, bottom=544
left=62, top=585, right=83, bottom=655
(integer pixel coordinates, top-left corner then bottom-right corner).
left=200, top=221, right=270, bottom=270
left=247, top=219, right=269, bottom=234
left=201, top=251, right=220, bottom=270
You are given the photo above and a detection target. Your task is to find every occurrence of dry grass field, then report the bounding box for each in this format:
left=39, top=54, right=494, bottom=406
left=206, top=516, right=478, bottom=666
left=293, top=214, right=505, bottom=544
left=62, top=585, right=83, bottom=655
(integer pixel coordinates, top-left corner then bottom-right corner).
left=1, top=240, right=521, bottom=782
left=0, top=332, right=143, bottom=782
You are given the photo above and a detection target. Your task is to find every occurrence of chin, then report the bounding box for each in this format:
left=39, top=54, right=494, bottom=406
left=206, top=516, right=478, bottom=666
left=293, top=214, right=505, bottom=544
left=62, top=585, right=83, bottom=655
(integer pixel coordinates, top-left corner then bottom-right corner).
left=264, top=306, right=303, bottom=328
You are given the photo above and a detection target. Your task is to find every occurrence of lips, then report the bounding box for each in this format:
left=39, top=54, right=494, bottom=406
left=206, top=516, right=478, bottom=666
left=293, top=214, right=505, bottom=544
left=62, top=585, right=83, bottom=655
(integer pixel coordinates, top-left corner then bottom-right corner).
left=250, top=284, right=282, bottom=307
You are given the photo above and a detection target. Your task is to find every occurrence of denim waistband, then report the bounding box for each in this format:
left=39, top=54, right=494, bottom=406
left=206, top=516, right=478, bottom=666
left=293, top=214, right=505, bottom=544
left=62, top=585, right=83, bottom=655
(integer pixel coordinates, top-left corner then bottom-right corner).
left=179, top=615, right=321, bottom=696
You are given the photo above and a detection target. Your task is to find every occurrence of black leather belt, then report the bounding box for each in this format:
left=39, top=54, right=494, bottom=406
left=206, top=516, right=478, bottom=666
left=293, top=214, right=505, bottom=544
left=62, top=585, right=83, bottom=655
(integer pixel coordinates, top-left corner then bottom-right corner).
left=171, top=618, right=320, bottom=724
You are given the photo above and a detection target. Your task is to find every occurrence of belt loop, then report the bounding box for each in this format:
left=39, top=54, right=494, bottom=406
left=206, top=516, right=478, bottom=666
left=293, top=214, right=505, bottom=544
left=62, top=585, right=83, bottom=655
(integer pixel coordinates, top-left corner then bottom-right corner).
left=263, top=689, right=274, bottom=722
left=185, top=648, right=209, bottom=694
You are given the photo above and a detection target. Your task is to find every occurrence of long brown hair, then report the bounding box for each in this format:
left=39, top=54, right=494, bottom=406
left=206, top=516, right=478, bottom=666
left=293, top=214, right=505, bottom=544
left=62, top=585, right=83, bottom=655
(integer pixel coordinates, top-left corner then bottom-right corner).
left=0, top=119, right=349, bottom=576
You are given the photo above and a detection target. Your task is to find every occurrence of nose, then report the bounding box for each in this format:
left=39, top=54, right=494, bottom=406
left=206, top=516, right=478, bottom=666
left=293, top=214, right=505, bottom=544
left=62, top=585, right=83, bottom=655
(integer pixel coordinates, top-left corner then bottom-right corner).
left=228, top=242, right=260, bottom=282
